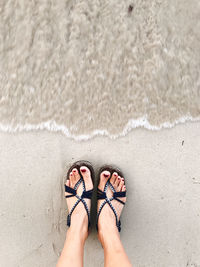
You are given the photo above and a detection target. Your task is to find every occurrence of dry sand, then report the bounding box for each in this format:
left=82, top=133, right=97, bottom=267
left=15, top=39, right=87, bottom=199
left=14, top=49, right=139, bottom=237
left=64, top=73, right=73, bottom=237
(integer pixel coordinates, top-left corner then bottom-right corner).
left=0, top=121, right=200, bottom=267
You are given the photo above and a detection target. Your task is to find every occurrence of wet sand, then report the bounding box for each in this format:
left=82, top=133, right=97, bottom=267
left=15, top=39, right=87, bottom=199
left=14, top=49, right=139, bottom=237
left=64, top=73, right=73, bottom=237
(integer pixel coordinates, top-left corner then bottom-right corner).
left=0, top=121, right=200, bottom=267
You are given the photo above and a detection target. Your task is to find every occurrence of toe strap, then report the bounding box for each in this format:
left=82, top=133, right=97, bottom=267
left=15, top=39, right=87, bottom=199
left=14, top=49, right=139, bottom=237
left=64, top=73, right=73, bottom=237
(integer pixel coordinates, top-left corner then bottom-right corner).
left=113, top=191, right=126, bottom=198
left=113, top=191, right=126, bottom=205
left=82, top=189, right=93, bottom=199
left=65, top=185, right=76, bottom=198
left=97, top=188, right=107, bottom=199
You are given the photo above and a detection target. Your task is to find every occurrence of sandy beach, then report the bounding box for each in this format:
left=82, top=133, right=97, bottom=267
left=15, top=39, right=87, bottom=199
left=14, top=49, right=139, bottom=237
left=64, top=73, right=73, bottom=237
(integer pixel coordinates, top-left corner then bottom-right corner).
left=0, top=121, right=200, bottom=267
left=0, top=0, right=200, bottom=266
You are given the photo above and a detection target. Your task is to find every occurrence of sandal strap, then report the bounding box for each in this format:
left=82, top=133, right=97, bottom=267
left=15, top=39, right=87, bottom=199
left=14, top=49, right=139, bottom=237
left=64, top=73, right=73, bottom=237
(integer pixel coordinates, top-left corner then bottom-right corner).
left=113, top=191, right=126, bottom=198
left=96, top=196, right=120, bottom=232
left=65, top=178, right=93, bottom=228
left=113, top=191, right=126, bottom=205
left=114, top=198, right=126, bottom=205
left=65, top=185, right=76, bottom=198
left=96, top=179, right=126, bottom=232
left=67, top=198, right=81, bottom=226
left=82, top=189, right=93, bottom=199
left=97, top=188, right=107, bottom=199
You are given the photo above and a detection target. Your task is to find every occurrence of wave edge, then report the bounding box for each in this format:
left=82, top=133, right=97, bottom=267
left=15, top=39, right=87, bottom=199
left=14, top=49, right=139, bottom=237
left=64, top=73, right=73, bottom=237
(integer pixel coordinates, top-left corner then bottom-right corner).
left=0, top=115, right=200, bottom=141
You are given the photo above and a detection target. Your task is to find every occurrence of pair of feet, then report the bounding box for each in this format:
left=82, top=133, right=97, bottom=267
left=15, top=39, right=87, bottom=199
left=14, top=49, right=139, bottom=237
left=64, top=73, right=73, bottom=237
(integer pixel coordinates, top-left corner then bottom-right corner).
left=65, top=165, right=126, bottom=241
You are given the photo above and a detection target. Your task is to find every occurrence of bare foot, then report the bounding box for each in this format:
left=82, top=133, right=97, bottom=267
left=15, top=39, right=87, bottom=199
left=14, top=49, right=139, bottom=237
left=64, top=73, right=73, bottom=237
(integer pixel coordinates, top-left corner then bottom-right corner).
left=97, top=170, right=126, bottom=242
left=65, top=166, right=93, bottom=238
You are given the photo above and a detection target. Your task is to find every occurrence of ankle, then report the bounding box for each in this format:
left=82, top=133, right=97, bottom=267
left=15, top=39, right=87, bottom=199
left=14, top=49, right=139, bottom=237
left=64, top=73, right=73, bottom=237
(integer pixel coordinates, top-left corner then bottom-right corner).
left=98, top=226, right=120, bottom=249
left=68, top=214, right=88, bottom=241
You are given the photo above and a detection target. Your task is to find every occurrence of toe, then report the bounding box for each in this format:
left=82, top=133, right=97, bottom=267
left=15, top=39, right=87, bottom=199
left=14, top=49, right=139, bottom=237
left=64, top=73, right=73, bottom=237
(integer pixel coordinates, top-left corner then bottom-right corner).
left=65, top=179, right=70, bottom=196
left=122, top=185, right=126, bottom=192
left=69, top=172, right=75, bottom=187
left=80, top=166, right=93, bottom=190
left=114, top=176, right=121, bottom=188
left=72, top=168, right=80, bottom=183
left=65, top=179, right=70, bottom=186
left=118, top=178, right=124, bottom=191
left=110, top=172, right=118, bottom=185
left=98, top=170, right=110, bottom=191
left=80, top=166, right=90, bottom=178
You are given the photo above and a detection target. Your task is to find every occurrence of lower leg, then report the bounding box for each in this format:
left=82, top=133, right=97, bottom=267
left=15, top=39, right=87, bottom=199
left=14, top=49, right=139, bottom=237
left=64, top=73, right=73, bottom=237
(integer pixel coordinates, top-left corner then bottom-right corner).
left=57, top=165, right=93, bottom=267
left=56, top=214, right=88, bottom=267
left=98, top=224, right=132, bottom=267
left=97, top=170, right=132, bottom=267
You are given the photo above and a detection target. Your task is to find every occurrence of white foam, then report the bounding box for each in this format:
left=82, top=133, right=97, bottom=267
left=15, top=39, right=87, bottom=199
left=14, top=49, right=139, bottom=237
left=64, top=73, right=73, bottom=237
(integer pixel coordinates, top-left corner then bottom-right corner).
left=0, top=115, right=199, bottom=141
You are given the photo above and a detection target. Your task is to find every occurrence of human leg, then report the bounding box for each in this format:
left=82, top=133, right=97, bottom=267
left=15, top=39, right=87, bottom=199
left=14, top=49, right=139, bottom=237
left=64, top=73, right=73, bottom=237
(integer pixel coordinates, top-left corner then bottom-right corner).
left=97, top=169, right=132, bottom=267
left=57, top=164, right=93, bottom=267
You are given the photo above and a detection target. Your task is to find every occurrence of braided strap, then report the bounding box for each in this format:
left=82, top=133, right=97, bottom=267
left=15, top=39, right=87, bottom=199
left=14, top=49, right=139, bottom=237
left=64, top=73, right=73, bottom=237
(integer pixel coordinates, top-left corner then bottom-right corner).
left=96, top=180, right=126, bottom=232
left=65, top=178, right=93, bottom=228
left=113, top=191, right=126, bottom=205
left=65, top=185, right=76, bottom=198
left=82, top=189, right=93, bottom=199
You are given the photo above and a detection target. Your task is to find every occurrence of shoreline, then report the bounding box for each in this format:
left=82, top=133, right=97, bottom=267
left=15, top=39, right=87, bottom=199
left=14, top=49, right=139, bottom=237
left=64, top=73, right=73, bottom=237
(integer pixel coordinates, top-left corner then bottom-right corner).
left=0, top=116, right=200, bottom=141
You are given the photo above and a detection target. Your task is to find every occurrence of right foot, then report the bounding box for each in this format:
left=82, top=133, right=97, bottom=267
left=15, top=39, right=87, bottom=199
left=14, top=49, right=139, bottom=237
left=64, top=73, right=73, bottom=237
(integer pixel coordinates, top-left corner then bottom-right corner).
left=65, top=165, right=93, bottom=238
left=97, top=170, right=126, bottom=240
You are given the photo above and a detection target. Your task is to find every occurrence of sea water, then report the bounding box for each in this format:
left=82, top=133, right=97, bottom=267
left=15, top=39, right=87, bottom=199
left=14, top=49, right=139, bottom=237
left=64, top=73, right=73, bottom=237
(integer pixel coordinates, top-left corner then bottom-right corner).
left=0, top=0, right=199, bottom=140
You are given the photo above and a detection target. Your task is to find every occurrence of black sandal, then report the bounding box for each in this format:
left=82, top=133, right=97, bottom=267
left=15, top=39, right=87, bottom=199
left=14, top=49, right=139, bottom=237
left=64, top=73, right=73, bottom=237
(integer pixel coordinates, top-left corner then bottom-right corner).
left=65, top=160, right=95, bottom=228
left=96, top=165, right=126, bottom=232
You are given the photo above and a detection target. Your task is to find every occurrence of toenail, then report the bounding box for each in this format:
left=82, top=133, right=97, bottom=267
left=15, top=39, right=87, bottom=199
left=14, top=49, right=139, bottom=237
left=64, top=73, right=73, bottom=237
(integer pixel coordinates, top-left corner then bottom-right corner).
left=104, top=173, right=109, bottom=177
left=72, top=169, right=76, bottom=173
left=114, top=173, right=117, bottom=177
left=70, top=172, right=73, bottom=176
left=81, top=168, right=86, bottom=173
